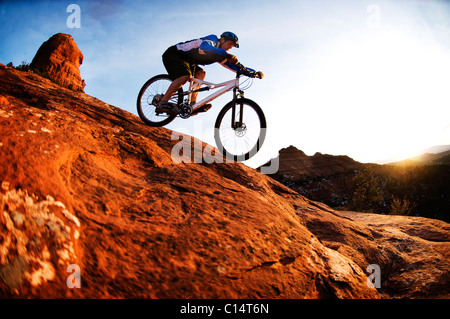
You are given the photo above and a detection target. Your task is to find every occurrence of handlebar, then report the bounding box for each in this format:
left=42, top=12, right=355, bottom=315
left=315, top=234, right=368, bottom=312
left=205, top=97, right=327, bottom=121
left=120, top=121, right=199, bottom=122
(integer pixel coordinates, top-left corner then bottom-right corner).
left=236, top=62, right=263, bottom=79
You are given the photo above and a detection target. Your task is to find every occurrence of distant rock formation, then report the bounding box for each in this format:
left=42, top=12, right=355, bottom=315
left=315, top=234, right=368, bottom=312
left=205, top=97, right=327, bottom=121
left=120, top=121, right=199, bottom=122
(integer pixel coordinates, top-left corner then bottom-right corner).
left=272, top=146, right=365, bottom=182
left=391, top=150, right=450, bottom=166
left=259, top=146, right=367, bottom=208
left=262, top=145, right=450, bottom=222
left=0, top=63, right=449, bottom=299
left=30, top=33, right=85, bottom=92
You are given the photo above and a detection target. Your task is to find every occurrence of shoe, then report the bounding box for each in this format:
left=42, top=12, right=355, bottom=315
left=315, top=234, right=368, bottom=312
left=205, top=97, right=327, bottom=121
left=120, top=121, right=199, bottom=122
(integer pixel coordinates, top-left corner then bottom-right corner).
left=155, top=101, right=177, bottom=115
left=190, top=103, right=212, bottom=116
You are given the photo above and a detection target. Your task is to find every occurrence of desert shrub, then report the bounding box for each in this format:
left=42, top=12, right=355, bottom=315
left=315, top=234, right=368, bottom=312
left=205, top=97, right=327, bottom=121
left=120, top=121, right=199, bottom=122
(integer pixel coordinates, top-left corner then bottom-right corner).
left=389, top=196, right=416, bottom=216
left=17, top=61, right=30, bottom=71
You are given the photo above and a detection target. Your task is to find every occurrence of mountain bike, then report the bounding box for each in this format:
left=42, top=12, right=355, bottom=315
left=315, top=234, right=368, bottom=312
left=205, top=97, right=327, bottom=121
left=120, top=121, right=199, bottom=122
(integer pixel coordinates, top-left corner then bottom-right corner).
left=136, top=63, right=266, bottom=162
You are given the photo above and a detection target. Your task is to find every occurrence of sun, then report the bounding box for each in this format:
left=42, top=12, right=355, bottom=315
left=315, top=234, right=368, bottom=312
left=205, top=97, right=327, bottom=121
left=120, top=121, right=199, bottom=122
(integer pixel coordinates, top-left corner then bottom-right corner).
left=293, top=28, right=450, bottom=163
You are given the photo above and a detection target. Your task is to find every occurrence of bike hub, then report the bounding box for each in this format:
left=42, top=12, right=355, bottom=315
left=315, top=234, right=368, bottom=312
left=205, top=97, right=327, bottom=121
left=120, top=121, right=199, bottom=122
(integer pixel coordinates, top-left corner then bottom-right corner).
left=234, top=123, right=247, bottom=137
left=151, top=94, right=163, bottom=106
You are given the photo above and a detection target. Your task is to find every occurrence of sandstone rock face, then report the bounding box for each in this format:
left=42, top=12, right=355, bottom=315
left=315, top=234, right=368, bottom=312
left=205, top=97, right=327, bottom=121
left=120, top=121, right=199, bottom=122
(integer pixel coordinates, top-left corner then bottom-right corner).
left=0, top=64, right=448, bottom=298
left=301, top=208, right=450, bottom=298
left=30, top=33, right=85, bottom=92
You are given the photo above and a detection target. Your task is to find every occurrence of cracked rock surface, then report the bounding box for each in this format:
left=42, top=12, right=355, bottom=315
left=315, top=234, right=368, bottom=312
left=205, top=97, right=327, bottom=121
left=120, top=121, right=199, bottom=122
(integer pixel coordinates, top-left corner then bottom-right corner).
left=0, top=62, right=448, bottom=298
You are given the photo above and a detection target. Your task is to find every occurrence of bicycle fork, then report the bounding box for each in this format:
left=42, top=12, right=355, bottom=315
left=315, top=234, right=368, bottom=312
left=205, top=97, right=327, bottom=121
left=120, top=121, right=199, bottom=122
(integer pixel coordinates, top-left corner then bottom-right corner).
left=231, top=87, right=245, bottom=129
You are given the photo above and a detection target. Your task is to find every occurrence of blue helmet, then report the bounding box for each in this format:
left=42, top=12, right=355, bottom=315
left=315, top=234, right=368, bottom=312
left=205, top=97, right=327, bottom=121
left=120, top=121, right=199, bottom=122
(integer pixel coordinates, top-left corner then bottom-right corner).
left=221, top=31, right=239, bottom=48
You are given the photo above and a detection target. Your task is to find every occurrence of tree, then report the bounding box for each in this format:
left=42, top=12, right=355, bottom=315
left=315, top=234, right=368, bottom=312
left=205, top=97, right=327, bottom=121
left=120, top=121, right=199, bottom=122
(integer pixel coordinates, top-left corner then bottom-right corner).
left=349, top=166, right=383, bottom=213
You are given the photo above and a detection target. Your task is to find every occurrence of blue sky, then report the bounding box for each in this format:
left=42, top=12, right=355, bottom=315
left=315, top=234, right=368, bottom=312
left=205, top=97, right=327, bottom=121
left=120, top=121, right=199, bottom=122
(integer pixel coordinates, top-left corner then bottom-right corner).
left=1, top=0, right=450, bottom=167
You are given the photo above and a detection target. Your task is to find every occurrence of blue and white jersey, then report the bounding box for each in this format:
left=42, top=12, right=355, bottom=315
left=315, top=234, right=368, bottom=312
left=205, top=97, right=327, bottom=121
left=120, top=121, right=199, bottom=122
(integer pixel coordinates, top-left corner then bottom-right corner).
left=175, top=34, right=239, bottom=72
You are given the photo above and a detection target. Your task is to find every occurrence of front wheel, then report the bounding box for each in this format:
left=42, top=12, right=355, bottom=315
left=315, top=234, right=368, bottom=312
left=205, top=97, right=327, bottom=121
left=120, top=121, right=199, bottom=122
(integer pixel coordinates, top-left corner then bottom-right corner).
left=214, top=98, right=266, bottom=162
left=136, top=74, right=183, bottom=127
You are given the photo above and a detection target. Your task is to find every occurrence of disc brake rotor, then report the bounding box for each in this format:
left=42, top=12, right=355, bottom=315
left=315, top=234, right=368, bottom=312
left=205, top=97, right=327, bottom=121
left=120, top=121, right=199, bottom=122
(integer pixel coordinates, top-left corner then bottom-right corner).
left=234, top=123, right=247, bottom=137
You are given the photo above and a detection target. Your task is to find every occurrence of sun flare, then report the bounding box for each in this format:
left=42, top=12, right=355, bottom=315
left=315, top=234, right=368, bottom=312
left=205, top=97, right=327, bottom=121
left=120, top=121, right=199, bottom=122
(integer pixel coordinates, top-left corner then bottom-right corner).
left=293, top=28, right=450, bottom=163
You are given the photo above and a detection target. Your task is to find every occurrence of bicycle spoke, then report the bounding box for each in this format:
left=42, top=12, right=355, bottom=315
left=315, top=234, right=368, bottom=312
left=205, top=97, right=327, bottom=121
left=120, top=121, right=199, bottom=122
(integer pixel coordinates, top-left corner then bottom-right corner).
left=216, top=102, right=264, bottom=160
left=137, top=75, right=181, bottom=127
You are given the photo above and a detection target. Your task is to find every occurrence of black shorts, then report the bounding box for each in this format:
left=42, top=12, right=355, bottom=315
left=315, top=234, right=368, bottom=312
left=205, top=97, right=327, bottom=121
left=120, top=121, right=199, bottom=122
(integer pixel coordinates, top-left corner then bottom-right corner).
left=162, top=45, right=203, bottom=80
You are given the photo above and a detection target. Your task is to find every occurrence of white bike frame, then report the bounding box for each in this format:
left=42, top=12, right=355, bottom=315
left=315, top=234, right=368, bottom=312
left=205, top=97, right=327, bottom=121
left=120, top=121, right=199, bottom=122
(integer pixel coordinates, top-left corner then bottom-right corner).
left=185, top=77, right=240, bottom=111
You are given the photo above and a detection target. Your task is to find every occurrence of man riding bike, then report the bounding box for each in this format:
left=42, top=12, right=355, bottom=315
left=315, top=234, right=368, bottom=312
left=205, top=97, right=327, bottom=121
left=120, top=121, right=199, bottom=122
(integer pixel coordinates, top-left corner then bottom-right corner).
left=156, top=31, right=263, bottom=116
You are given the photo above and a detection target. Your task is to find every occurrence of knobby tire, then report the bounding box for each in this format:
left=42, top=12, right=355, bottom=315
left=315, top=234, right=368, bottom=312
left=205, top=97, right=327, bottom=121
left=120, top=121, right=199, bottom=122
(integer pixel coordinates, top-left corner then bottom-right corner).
left=214, top=98, right=266, bottom=162
left=136, top=74, right=183, bottom=127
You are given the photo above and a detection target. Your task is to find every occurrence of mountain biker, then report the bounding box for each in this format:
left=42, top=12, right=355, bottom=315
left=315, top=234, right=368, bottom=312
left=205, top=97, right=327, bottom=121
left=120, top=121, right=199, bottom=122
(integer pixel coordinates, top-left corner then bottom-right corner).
left=156, top=31, right=263, bottom=116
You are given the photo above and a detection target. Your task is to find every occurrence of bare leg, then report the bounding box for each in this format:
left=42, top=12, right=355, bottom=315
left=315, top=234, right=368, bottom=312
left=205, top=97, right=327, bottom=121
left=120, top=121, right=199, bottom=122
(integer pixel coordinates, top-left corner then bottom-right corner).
left=191, top=69, right=206, bottom=104
left=161, top=75, right=191, bottom=103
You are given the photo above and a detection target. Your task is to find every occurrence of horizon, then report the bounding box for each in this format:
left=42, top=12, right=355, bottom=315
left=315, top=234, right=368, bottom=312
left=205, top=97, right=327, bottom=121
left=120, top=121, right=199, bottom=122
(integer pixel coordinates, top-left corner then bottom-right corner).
left=1, top=0, right=449, bottom=167
left=277, top=143, right=450, bottom=165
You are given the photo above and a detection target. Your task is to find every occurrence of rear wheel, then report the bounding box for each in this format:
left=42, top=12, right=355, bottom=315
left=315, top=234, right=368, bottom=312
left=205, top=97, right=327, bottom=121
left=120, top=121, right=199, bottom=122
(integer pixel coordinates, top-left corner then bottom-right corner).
left=136, top=74, right=183, bottom=127
left=214, top=98, right=266, bottom=162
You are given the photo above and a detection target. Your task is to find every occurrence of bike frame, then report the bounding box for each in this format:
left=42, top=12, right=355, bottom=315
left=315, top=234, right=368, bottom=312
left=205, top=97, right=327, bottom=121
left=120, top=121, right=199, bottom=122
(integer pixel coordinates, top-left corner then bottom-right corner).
left=184, top=76, right=240, bottom=110
left=182, top=73, right=247, bottom=128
